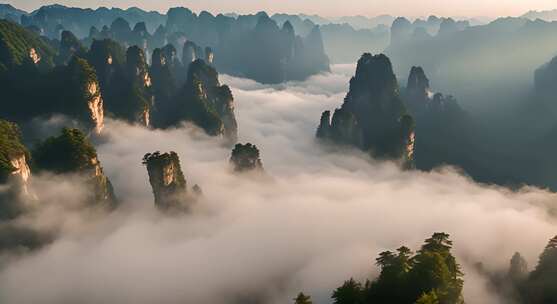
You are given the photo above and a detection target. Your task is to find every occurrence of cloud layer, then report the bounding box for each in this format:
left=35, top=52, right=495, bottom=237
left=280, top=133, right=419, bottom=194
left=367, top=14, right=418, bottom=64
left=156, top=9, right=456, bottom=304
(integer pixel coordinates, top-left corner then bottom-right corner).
left=0, top=65, right=555, bottom=304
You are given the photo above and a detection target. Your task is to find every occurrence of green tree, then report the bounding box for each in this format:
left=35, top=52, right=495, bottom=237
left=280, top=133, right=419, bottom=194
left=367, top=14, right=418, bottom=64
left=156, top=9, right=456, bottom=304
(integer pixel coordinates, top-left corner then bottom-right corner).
left=294, top=292, right=312, bottom=304
left=415, top=291, right=440, bottom=304
left=230, top=143, right=264, bottom=172
left=0, top=120, right=29, bottom=183
left=338, top=233, right=464, bottom=304
left=366, top=246, right=414, bottom=303
left=409, top=233, right=464, bottom=304
left=33, top=128, right=97, bottom=173
left=332, top=278, right=363, bottom=304
left=508, top=252, right=528, bottom=282
left=33, top=128, right=117, bottom=208
left=524, top=235, right=557, bottom=303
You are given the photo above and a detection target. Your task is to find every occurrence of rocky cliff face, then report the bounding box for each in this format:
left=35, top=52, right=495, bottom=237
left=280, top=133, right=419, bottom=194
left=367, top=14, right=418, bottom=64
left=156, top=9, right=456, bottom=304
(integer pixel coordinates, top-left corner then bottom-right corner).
left=86, top=40, right=155, bottom=126
left=182, top=41, right=200, bottom=68
left=405, top=66, right=432, bottom=114
left=404, top=66, right=463, bottom=116
left=56, top=30, right=86, bottom=65
left=33, top=128, right=117, bottom=208
left=317, top=53, right=415, bottom=166
left=230, top=143, right=264, bottom=172
left=86, top=39, right=125, bottom=119
left=150, top=47, right=181, bottom=128
left=9, top=155, right=31, bottom=187
left=86, top=81, right=105, bottom=134
left=176, top=59, right=238, bottom=142
left=123, top=46, right=153, bottom=126
left=0, top=120, right=34, bottom=219
left=205, top=47, right=214, bottom=65
left=0, top=119, right=48, bottom=251
left=1, top=22, right=108, bottom=135
left=59, top=57, right=106, bottom=134
left=302, top=25, right=330, bottom=72
left=402, top=66, right=470, bottom=172
left=88, top=156, right=116, bottom=205
left=143, top=151, right=198, bottom=211
left=149, top=44, right=237, bottom=142
left=87, top=39, right=126, bottom=88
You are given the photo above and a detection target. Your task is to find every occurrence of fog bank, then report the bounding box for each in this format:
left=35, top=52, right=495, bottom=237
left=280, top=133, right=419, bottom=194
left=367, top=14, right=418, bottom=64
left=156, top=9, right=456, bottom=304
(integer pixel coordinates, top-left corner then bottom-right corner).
left=0, top=65, right=555, bottom=304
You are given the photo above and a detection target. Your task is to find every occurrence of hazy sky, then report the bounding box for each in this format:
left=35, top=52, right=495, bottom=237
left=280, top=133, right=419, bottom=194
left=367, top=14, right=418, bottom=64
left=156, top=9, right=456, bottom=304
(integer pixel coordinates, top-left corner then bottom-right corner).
left=5, top=0, right=557, bottom=18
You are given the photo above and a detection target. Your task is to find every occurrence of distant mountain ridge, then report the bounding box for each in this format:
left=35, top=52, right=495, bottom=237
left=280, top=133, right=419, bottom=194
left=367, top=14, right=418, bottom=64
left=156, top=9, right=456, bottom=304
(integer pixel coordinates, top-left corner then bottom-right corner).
left=522, top=9, right=557, bottom=21
left=0, top=3, right=27, bottom=22
left=21, top=4, right=166, bottom=38
left=2, top=3, right=490, bottom=63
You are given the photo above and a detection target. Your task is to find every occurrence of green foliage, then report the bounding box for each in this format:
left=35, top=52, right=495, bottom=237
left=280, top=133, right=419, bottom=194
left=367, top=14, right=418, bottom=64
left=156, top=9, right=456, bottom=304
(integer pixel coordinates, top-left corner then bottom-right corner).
left=182, top=77, right=223, bottom=135
left=335, top=233, right=464, bottom=304
left=294, top=292, right=313, bottom=304
left=415, top=291, right=440, bottom=304
left=230, top=143, right=263, bottom=172
left=0, top=29, right=103, bottom=128
left=508, top=252, right=528, bottom=282
left=523, top=235, right=557, bottom=303
left=408, top=233, right=464, bottom=304
left=177, top=59, right=227, bottom=135
left=33, top=128, right=117, bottom=208
left=33, top=128, right=97, bottom=174
left=87, top=39, right=126, bottom=71
left=59, top=57, right=101, bottom=119
left=55, top=30, right=87, bottom=65
left=332, top=278, right=363, bottom=304
left=0, top=19, right=55, bottom=69
left=0, top=120, right=29, bottom=182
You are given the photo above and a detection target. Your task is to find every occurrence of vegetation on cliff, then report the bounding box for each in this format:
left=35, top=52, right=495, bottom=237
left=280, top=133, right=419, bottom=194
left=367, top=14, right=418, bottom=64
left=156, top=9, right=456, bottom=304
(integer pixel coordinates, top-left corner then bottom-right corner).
left=230, top=143, right=264, bottom=172
left=0, top=120, right=29, bottom=183
left=317, top=53, right=415, bottom=166
left=142, top=151, right=196, bottom=211
left=0, top=19, right=55, bottom=72
left=33, top=128, right=116, bottom=207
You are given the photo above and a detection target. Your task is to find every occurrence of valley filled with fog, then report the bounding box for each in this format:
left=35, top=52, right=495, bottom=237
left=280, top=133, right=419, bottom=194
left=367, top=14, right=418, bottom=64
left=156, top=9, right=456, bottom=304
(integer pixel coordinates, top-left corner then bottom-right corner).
left=0, top=67, right=554, bottom=304
left=2, top=2, right=557, bottom=304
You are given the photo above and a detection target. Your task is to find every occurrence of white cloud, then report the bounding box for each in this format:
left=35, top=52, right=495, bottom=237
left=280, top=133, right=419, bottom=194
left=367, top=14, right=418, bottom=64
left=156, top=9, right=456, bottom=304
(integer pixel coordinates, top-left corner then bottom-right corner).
left=0, top=66, right=555, bottom=304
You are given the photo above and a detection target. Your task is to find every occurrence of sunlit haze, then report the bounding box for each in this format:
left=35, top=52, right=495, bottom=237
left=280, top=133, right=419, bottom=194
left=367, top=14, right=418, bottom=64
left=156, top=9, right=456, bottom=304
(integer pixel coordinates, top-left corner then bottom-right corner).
left=6, top=0, right=557, bottom=17
left=3, top=0, right=557, bottom=303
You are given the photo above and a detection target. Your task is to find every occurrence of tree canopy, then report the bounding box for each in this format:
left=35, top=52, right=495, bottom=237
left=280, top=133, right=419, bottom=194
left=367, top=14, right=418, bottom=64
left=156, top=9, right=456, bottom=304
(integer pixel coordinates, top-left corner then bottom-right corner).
left=333, top=233, right=464, bottom=304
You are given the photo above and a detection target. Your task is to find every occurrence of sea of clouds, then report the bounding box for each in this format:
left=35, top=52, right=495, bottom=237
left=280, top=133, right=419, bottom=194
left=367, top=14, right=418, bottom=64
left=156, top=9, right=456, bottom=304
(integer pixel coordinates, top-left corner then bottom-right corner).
left=0, top=65, right=555, bottom=304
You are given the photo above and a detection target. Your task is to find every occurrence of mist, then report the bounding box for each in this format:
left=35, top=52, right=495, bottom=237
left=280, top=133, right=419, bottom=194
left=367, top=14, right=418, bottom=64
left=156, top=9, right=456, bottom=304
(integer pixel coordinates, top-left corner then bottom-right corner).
left=386, top=19, right=557, bottom=114
left=0, top=65, right=556, bottom=304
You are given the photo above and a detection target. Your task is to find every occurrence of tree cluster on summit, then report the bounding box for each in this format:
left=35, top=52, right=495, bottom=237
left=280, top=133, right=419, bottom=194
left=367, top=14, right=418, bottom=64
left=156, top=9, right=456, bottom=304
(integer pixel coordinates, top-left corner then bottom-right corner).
left=294, top=234, right=557, bottom=304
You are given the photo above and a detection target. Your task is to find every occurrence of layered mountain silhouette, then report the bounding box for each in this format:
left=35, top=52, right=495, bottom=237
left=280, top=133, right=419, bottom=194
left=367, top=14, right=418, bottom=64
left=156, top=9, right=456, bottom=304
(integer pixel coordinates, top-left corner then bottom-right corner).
left=16, top=5, right=330, bottom=84
left=317, top=53, right=415, bottom=167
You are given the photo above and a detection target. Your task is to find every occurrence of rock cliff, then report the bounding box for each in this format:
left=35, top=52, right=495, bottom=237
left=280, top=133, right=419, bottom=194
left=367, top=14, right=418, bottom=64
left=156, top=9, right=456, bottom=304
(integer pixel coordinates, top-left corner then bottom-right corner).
left=317, top=53, right=415, bottom=166
left=143, top=151, right=198, bottom=211
left=402, top=66, right=470, bottom=172
left=230, top=143, right=264, bottom=172
left=33, top=128, right=117, bottom=208
left=0, top=120, right=32, bottom=219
